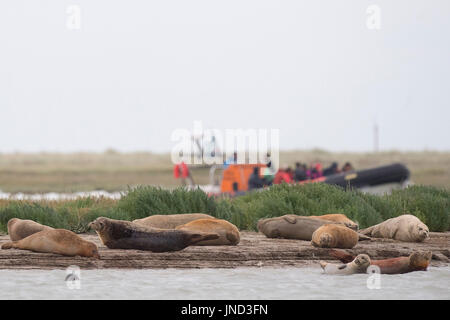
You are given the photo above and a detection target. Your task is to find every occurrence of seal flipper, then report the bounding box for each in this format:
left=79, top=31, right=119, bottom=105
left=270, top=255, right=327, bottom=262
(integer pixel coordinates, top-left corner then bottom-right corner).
left=391, top=228, right=399, bottom=240
left=329, top=249, right=355, bottom=263
left=283, top=215, right=297, bottom=224
left=338, top=264, right=347, bottom=270
left=1, top=241, right=15, bottom=249
left=268, top=228, right=281, bottom=238
left=226, top=232, right=240, bottom=245
left=189, top=232, right=219, bottom=245
left=358, top=225, right=374, bottom=236
left=357, top=233, right=371, bottom=241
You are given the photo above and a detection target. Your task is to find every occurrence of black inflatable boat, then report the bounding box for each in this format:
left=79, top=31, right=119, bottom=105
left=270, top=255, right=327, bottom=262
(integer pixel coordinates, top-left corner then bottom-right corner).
left=322, top=163, right=410, bottom=189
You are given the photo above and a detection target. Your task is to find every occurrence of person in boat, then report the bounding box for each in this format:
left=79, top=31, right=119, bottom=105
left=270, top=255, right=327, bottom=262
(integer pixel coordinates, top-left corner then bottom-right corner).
left=273, top=166, right=293, bottom=184
left=310, top=163, right=323, bottom=179
left=173, top=161, right=194, bottom=186
left=261, top=161, right=275, bottom=186
left=248, top=167, right=265, bottom=191
left=342, top=162, right=354, bottom=172
left=323, top=162, right=340, bottom=176
left=264, top=151, right=272, bottom=168
left=231, top=182, right=246, bottom=197
left=223, top=151, right=238, bottom=169
left=294, top=162, right=308, bottom=181
left=286, top=167, right=294, bottom=180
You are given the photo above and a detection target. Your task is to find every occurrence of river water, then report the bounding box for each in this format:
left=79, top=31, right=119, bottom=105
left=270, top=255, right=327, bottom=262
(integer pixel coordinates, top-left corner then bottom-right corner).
left=0, top=190, right=123, bottom=200
left=0, top=267, right=448, bottom=300
left=0, top=181, right=401, bottom=200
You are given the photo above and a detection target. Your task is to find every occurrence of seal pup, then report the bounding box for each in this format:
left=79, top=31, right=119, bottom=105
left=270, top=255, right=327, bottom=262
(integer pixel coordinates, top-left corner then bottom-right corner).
left=257, top=215, right=342, bottom=241
left=359, top=214, right=429, bottom=242
left=7, top=218, right=54, bottom=241
left=176, top=218, right=240, bottom=245
left=311, top=224, right=359, bottom=249
left=133, top=213, right=215, bottom=229
left=309, top=214, right=359, bottom=231
left=1, top=229, right=100, bottom=258
left=329, top=249, right=432, bottom=274
left=89, top=217, right=219, bottom=252
left=320, top=254, right=371, bottom=275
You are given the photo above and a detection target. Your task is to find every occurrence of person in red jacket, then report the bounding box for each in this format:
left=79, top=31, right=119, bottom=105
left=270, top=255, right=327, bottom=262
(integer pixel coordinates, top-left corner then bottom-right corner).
left=273, top=167, right=292, bottom=184
left=173, top=161, right=193, bottom=186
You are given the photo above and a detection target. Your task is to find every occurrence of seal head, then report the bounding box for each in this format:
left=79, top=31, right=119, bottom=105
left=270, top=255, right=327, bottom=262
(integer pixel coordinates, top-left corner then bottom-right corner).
left=414, top=225, right=429, bottom=242
left=409, top=251, right=432, bottom=269
left=353, top=254, right=371, bottom=271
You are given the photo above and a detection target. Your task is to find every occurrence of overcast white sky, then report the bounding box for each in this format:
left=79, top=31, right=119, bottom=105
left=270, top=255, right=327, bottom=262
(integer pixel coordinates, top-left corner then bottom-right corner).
left=0, top=0, right=449, bottom=153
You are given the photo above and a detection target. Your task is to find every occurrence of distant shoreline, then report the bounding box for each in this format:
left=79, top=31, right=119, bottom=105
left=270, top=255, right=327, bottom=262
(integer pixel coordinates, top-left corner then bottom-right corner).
left=0, top=150, right=449, bottom=192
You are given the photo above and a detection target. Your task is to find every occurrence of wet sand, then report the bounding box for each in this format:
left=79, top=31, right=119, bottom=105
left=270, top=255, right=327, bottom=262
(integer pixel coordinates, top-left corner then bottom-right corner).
left=0, top=231, right=448, bottom=270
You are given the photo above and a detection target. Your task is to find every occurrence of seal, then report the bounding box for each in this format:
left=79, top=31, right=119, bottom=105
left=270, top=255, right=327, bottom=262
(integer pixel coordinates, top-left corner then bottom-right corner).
left=311, top=224, right=359, bottom=249
left=1, top=229, right=100, bottom=258
left=7, top=218, right=54, bottom=241
left=89, top=217, right=219, bottom=252
left=133, top=213, right=215, bottom=229
left=176, top=218, right=240, bottom=245
left=309, top=214, right=358, bottom=231
left=329, top=249, right=432, bottom=274
left=257, top=215, right=342, bottom=241
left=359, top=214, right=429, bottom=242
left=319, top=254, right=371, bottom=275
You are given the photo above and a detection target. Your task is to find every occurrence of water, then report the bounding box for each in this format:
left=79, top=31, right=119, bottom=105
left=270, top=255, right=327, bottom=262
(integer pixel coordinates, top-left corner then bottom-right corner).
left=0, top=182, right=402, bottom=200
left=0, top=190, right=123, bottom=200
left=0, top=186, right=215, bottom=200
left=0, top=267, right=448, bottom=300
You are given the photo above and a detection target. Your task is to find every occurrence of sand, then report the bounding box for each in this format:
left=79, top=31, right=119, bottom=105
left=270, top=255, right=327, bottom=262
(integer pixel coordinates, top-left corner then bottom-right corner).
left=0, top=231, right=448, bottom=270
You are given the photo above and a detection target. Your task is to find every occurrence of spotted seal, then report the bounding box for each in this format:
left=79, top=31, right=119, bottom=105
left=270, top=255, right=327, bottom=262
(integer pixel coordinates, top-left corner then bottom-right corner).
left=176, top=218, right=240, bottom=245
left=1, top=229, right=100, bottom=258
left=89, top=217, right=219, bottom=252
left=359, top=214, right=429, bottom=242
left=7, top=218, right=54, bottom=241
left=311, top=224, right=359, bottom=249
left=133, top=213, right=215, bottom=229
left=319, top=254, right=371, bottom=275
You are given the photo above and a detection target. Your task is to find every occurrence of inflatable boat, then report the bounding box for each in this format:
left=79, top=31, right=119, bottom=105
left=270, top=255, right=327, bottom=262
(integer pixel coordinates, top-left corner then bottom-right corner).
left=321, top=163, right=410, bottom=189
left=213, top=163, right=410, bottom=195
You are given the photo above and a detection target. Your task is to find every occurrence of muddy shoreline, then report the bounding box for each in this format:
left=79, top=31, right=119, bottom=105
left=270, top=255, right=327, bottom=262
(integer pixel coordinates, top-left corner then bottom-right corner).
left=0, top=232, right=449, bottom=270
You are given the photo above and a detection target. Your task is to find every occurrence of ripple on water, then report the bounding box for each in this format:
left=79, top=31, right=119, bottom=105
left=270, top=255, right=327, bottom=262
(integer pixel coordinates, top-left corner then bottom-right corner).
left=0, top=267, right=448, bottom=300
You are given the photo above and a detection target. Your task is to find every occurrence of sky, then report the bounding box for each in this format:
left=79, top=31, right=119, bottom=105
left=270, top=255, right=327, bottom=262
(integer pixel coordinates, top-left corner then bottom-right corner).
left=0, top=0, right=449, bottom=153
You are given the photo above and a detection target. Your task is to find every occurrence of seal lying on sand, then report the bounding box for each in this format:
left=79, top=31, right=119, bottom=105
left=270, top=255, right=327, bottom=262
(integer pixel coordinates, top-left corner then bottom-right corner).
left=1, top=229, right=100, bottom=258
left=320, top=254, right=371, bottom=275
left=311, top=224, right=359, bottom=249
left=176, top=218, right=240, bottom=245
left=133, top=213, right=215, bottom=229
left=359, top=214, right=429, bottom=242
left=7, top=218, right=54, bottom=241
left=309, top=214, right=358, bottom=231
left=89, top=217, right=219, bottom=252
left=257, top=215, right=343, bottom=241
left=329, top=249, right=432, bottom=274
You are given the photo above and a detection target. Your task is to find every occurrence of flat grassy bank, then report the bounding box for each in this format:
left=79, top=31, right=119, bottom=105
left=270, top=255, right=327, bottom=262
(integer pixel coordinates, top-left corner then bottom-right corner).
left=0, top=150, right=449, bottom=193
left=0, top=184, right=448, bottom=234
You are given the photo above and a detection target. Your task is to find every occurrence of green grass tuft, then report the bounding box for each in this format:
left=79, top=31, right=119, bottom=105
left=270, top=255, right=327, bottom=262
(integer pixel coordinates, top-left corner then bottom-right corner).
left=0, top=184, right=448, bottom=233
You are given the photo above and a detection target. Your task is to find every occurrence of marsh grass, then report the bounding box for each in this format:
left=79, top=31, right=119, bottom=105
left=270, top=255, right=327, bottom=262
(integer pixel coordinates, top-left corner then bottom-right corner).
left=116, top=186, right=217, bottom=219
left=0, top=184, right=448, bottom=233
